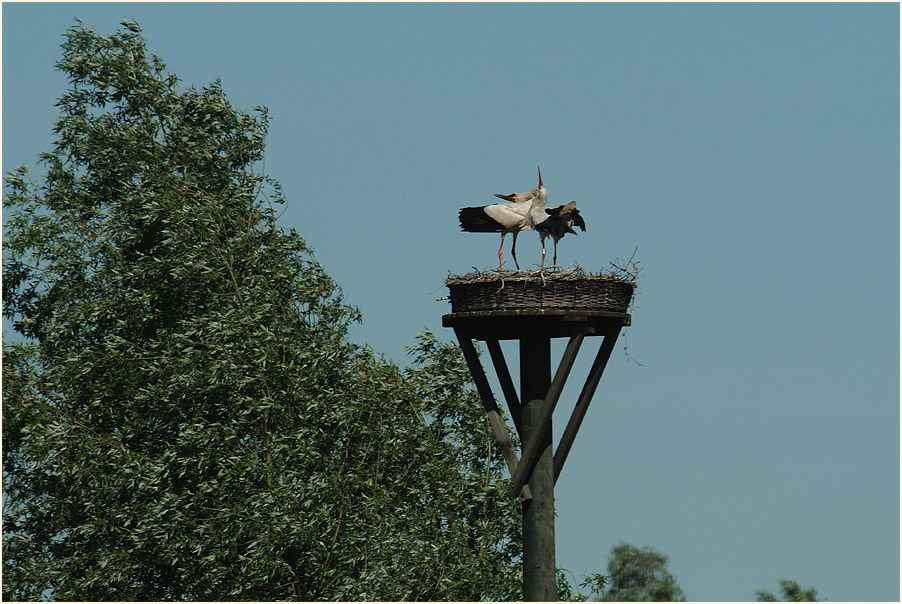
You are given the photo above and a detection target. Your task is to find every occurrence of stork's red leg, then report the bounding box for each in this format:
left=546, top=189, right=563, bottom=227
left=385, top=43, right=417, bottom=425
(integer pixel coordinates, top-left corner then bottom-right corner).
left=498, top=233, right=505, bottom=272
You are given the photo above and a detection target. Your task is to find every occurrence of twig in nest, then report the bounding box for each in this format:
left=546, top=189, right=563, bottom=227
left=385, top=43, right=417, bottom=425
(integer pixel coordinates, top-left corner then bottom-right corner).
left=609, top=245, right=642, bottom=282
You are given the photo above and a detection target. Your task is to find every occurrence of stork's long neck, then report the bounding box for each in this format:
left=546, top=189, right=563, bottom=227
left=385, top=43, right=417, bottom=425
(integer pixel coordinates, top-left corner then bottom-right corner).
left=533, top=165, right=546, bottom=209
left=531, top=185, right=547, bottom=210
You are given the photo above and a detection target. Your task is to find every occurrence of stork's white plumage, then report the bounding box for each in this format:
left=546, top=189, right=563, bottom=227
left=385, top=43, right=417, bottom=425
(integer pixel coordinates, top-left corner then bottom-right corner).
left=531, top=201, right=586, bottom=268
left=458, top=201, right=533, bottom=271
left=459, top=167, right=547, bottom=271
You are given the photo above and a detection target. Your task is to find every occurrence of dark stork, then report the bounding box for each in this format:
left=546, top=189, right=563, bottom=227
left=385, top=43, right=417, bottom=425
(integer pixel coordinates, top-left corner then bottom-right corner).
left=531, top=201, right=586, bottom=268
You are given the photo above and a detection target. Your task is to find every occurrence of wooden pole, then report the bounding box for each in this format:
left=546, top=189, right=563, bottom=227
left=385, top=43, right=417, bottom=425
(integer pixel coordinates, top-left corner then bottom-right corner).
left=520, top=336, right=556, bottom=601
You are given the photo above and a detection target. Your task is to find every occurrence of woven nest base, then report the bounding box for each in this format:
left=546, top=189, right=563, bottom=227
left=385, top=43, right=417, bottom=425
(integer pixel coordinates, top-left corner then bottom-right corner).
left=446, top=269, right=635, bottom=314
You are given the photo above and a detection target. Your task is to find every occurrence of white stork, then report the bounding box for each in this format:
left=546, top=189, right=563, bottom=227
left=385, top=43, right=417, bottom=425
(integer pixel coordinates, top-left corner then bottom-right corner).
left=459, top=167, right=547, bottom=271
left=531, top=201, right=586, bottom=268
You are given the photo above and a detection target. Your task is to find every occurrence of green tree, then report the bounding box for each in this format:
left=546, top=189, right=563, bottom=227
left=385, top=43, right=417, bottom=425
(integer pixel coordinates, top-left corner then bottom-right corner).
left=599, top=542, right=686, bottom=602
left=757, top=579, right=819, bottom=602
left=3, top=20, right=522, bottom=600
left=556, top=572, right=609, bottom=602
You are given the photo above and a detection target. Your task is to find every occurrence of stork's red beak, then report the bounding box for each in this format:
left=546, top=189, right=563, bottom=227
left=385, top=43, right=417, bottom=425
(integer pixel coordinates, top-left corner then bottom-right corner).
left=537, top=165, right=543, bottom=187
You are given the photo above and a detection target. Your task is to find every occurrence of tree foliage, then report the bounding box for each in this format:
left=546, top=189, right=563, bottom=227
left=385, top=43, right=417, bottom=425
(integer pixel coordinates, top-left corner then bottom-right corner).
left=599, top=542, right=686, bottom=602
left=2, top=20, right=523, bottom=600
left=757, top=579, right=819, bottom=602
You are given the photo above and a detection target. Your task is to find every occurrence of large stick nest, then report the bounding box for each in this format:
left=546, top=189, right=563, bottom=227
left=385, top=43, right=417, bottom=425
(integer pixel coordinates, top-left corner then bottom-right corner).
left=445, top=267, right=636, bottom=314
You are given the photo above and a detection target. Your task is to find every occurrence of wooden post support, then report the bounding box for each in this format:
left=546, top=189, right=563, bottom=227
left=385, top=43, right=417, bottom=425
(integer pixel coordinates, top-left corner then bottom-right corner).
left=485, top=339, right=523, bottom=434
left=442, top=308, right=633, bottom=603
left=520, top=337, right=556, bottom=602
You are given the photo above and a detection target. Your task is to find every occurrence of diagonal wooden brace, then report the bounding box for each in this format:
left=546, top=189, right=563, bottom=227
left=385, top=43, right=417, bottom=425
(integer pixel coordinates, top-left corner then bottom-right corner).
left=506, top=323, right=588, bottom=498
left=553, top=328, right=621, bottom=483
left=485, top=339, right=523, bottom=434
left=453, top=329, right=533, bottom=501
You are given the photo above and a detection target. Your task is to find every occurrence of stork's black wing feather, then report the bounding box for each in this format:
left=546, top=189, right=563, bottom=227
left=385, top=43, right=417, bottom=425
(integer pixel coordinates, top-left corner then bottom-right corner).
left=459, top=206, right=503, bottom=233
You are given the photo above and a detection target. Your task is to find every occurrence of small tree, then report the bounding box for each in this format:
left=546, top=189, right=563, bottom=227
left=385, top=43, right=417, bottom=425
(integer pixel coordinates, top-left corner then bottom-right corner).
left=599, top=542, right=686, bottom=602
left=3, top=20, right=522, bottom=600
left=757, top=579, right=819, bottom=602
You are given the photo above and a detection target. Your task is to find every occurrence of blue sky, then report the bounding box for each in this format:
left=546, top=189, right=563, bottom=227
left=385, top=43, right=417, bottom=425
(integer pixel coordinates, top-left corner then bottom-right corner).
left=3, top=3, right=899, bottom=601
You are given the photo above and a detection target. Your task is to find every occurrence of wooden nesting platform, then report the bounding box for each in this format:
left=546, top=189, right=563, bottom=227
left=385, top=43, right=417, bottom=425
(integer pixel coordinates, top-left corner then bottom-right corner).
left=442, top=308, right=629, bottom=340
left=442, top=269, right=636, bottom=503
left=442, top=268, right=637, bottom=601
left=442, top=270, right=635, bottom=338
left=445, top=270, right=635, bottom=314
